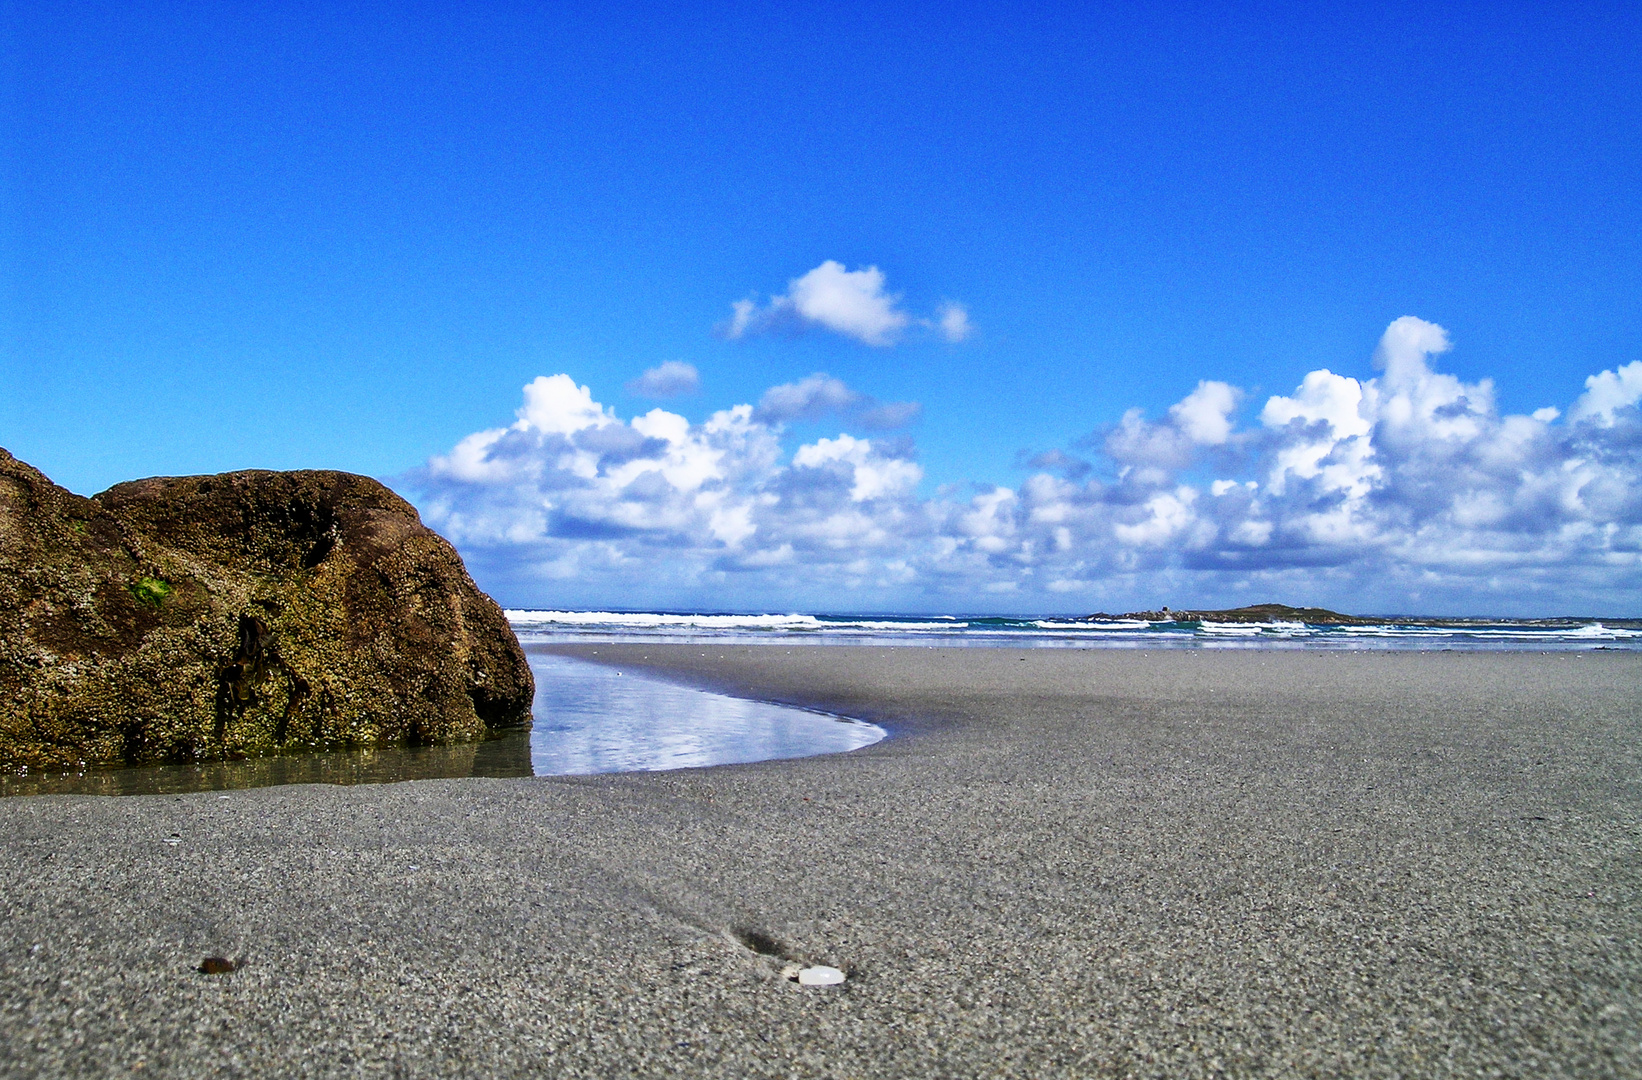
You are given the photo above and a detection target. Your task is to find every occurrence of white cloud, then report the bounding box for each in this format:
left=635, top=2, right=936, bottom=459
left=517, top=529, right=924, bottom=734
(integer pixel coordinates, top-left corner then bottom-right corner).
left=1570, top=360, right=1642, bottom=426
left=1114, top=487, right=1197, bottom=545
left=793, top=434, right=924, bottom=502
left=723, top=299, right=758, bottom=340
left=787, top=262, right=907, bottom=346
left=935, top=302, right=972, bottom=343
left=1373, top=314, right=1452, bottom=385
left=405, top=318, right=1642, bottom=613
left=1169, top=380, right=1240, bottom=445
left=627, top=361, right=700, bottom=398
left=1103, top=380, right=1242, bottom=475
left=755, top=374, right=861, bottom=423
left=427, top=374, right=615, bottom=484
left=429, top=427, right=513, bottom=484
left=516, top=374, right=615, bottom=435
left=1260, top=369, right=1377, bottom=497
left=754, top=372, right=921, bottom=431
left=721, top=261, right=970, bottom=347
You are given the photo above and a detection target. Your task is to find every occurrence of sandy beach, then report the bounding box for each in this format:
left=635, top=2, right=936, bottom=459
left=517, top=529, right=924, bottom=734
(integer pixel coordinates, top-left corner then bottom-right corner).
left=2, top=645, right=1639, bottom=1078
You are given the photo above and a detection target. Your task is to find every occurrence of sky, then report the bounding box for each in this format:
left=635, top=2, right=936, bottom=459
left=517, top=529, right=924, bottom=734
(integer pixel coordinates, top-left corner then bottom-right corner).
left=3, top=2, right=1641, bottom=615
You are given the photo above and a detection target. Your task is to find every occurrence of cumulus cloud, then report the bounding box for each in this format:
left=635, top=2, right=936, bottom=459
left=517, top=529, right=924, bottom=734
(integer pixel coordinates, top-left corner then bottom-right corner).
left=405, top=318, right=1642, bottom=612
left=721, top=261, right=970, bottom=347
left=1373, top=314, right=1452, bottom=383
left=626, top=361, right=700, bottom=398
left=753, top=372, right=921, bottom=431
left=1259, top=369, right=1377, bottom=498
left=1170, top=381, right=1240, bottom=445
left=1570, top=360, right=1642, bottom=426
left=792, top=434, right=924, bottom=502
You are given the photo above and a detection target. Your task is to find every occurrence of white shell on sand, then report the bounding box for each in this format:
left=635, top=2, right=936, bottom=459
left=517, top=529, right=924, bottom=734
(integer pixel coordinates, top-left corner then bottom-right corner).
left=797, top=965, right=846, bottom=986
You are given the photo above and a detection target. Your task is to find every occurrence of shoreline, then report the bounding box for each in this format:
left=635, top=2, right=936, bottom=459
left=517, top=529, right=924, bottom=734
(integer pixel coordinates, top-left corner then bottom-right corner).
left=3, top=646, right=1640, bottom=1077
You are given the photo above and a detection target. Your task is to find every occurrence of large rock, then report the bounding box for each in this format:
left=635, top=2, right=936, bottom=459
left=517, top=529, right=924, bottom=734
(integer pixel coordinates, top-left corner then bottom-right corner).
left=0, top=449, right=533, bottom=769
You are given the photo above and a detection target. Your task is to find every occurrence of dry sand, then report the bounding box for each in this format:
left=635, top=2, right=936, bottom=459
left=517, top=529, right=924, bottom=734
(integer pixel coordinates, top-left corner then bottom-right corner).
left=2, top=645, right=1640, bottom=1078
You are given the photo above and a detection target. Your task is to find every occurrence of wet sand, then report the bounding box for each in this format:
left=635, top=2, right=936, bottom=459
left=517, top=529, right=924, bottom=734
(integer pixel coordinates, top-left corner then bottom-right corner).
left=2, top=646, right=1640, bottom=1078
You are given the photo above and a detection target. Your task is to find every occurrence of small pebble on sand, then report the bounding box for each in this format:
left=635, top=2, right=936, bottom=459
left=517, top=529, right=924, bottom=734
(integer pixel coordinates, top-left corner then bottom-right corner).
left=797, top=966, right=846, bottom=986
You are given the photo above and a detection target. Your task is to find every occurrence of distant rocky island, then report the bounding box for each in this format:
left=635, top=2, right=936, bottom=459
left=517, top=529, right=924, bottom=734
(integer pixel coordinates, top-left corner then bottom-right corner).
left=1091, top=603, right=1379, bottom=624
left=1083, top=602, right=1632, bottom=627
left=0, top=449, right=533, bottom=771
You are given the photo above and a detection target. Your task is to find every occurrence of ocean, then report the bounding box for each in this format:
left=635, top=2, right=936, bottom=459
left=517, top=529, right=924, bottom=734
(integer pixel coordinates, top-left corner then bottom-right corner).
left=507, top=609, right=1642, bottom=651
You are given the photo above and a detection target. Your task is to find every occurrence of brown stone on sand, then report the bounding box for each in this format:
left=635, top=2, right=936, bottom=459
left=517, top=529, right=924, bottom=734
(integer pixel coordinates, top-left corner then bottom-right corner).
left=0, top=448, right=532, bottom=769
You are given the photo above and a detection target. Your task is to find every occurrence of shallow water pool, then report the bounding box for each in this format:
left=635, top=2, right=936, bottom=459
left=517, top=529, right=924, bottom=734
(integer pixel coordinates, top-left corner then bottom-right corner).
left=523, top=652, right=883, bottom=774
left=0, top=654, right=885, bottom=797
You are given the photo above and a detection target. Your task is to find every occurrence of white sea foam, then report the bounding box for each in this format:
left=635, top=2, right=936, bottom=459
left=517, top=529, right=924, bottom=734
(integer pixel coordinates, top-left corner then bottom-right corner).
left=1199, top=621, right=1274, bottom=636
left=504, top=609, right=970, bottom=639
left=506, top=609, right=831, bottom=631
left=1028, top=619, right=1154, bottom=631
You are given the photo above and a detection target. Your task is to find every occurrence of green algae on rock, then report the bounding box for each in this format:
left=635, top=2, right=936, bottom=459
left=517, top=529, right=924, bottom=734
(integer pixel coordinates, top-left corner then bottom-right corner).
left=0, top=448, right=533, bottom=770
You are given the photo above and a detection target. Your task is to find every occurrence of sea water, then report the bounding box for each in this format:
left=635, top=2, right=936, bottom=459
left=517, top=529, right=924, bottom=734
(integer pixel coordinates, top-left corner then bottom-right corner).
left=507, top=609, right=1642, bottom=651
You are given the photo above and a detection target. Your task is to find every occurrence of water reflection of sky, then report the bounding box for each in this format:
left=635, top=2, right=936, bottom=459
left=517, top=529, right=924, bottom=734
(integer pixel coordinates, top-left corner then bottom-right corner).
left=526, top=653, right=884, bottom=775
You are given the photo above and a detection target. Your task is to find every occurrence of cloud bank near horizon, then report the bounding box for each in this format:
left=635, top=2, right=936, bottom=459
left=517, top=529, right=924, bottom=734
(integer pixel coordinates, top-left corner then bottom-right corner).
left=403, top=318, right=1642, bottom=613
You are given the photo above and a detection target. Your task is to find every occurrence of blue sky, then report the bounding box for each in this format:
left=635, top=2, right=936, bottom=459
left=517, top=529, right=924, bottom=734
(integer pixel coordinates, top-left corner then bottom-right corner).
left=4, top=3, right=1641, bottom=614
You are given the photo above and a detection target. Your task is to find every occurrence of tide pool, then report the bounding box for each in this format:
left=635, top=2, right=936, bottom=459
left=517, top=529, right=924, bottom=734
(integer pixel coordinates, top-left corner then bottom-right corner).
left=523, top=652, right=884, bottom=775
left=1, top=654, right=884, bottom=797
